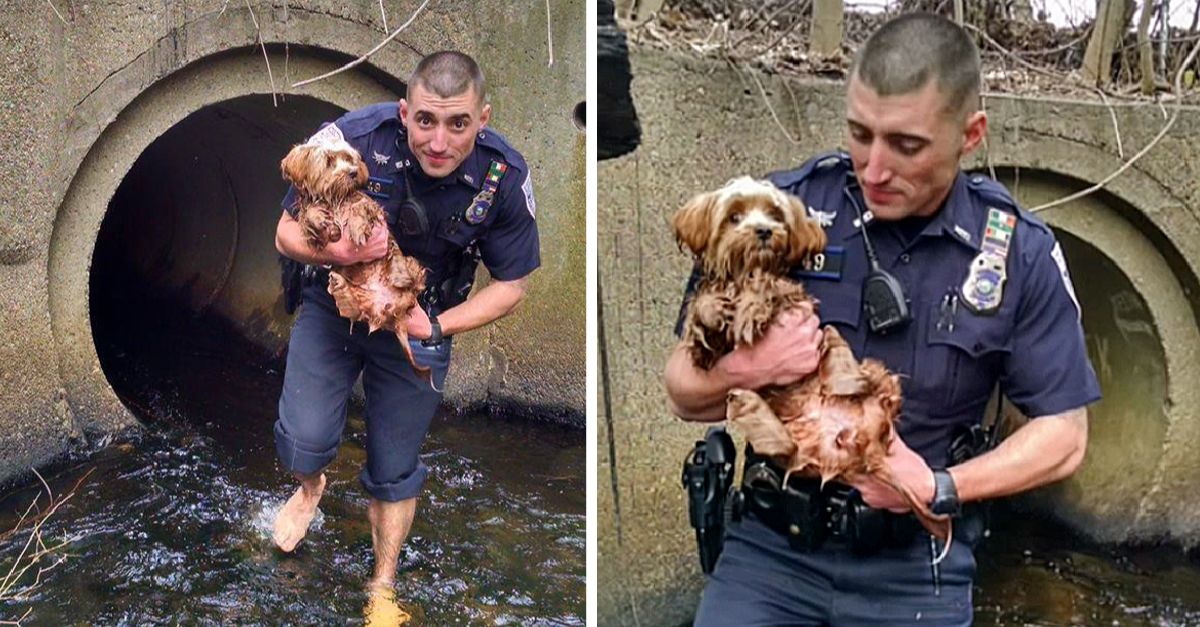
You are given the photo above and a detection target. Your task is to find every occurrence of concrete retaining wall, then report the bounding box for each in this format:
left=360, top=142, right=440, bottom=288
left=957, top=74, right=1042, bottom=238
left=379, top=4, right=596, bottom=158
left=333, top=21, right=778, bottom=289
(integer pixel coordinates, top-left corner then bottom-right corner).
left=0, top=0, right=585, bottom=485
left=599, top=49, right=1200, bottom=625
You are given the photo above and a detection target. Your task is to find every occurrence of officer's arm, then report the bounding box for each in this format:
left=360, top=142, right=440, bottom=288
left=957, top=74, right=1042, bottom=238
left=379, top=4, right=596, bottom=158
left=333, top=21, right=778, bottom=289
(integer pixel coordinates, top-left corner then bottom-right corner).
left=432, top=275, right=530, bottom=337
left=274, top=210, right=387, bottom=266
left=947, top=406, right=1087, bottom=503
left=666, top=309, right=823, bottom=421
left=664, top=345, right=743, bottom=422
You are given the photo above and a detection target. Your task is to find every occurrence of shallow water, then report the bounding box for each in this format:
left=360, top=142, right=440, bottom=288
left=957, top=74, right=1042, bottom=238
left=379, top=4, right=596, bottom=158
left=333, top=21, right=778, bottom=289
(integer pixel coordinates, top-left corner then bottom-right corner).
left=0, top=306, right=584, bottom=625
left=974, top=505, right=1200, bottom=626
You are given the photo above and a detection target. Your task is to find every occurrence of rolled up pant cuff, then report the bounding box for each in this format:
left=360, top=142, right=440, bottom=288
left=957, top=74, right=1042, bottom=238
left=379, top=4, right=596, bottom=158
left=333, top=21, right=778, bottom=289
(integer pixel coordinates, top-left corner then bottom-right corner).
left=274, top=419, right=339, bottom=475
left=360, top=463, right=429, bottom=502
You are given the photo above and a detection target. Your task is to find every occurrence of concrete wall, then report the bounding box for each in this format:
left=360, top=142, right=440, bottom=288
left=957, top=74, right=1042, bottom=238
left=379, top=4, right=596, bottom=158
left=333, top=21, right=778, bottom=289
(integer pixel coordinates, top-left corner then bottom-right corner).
left=0, top=0, right=585, bottom=485
left=599, top=49, right=1200, bottom=625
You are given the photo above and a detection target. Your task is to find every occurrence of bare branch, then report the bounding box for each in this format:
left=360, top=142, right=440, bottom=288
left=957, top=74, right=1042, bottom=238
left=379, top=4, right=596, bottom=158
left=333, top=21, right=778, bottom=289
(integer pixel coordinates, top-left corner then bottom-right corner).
left=244, top=0, right=278, bottom=107
left=545, top=0, right=555, bottom=67
left=379, top=0, right=389, bottom=33
left=1095, top=88, right=1125, bottom=158
left=44, top=0, right=66, bottom=24
left=1031, top=33, right=1200, bottom=213
left=292, top=0, right=433, bottom=88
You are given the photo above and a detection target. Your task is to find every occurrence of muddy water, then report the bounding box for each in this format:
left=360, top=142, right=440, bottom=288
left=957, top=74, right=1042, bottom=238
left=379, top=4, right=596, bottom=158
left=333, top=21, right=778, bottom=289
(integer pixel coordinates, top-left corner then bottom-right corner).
left=0, top=305, right=584, bottom=625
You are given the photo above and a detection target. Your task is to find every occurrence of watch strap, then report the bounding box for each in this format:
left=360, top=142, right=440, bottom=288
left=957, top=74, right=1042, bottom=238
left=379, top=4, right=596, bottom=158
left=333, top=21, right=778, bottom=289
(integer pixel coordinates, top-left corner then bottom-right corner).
left=930, top=468, right=961, bottom=517
left=422, top=315, right=444, bottom=346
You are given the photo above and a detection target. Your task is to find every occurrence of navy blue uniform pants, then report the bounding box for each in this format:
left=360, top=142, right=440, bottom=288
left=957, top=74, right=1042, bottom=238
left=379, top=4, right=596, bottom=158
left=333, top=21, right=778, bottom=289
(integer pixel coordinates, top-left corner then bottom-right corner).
left=694, top=513, right=979, bottom=626
left=274, top=286, right=451, bottom=502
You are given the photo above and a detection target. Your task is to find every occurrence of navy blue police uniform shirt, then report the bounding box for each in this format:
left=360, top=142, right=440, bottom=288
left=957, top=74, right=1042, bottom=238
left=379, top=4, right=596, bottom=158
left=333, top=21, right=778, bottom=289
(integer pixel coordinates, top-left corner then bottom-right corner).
left=282, top=102, right=541, bottom=283
left=676, top=152, right=1101, bottom=468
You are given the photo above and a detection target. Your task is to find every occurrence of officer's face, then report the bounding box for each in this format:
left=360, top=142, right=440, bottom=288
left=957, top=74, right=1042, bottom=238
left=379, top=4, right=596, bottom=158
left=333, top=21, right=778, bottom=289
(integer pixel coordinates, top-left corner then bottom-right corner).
left=845, top=76, right=986, bottom=221
left=400, top=84, right=492, bottom=179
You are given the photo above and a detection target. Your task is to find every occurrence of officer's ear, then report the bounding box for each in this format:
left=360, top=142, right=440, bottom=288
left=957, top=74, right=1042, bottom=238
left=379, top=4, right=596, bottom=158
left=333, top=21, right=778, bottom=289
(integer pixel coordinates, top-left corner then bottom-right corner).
left=399, top=99, right=410, bottom=124
left=478, top=103, right=491, bottom=129
left=673, top=191, right=718, bottom=256
left=784, top=195, right=827, bottom=264
left=960, top=109, right=987, bottom=158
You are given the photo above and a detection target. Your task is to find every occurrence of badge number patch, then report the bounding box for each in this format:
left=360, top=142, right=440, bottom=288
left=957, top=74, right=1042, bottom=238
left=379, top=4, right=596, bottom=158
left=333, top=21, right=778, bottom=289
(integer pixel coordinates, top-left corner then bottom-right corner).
left=792, top=246, right=845, bottom=281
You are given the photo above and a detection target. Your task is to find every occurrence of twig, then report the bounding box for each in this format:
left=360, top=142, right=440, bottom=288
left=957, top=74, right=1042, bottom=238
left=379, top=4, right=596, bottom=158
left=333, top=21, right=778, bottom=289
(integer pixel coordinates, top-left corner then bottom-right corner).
left=1031, top=34, right=1200, bottom=213
left=545, top=0, right=554, bottom=67
left=244, top=0, right=278, bottom=107
left=292, top=0, right=433, bottom=88
left=964, top=22, right=1067, bottom=82
left=378, top=0, right=389, bottom=33
left=29, top=468, right=53, bottom=505
left=1095, top=88, right=1124, bottom=158
left=755, top=9, right=807, bottom=59
left=44, top=0, right=66, bottom=24
left=730, top=0, right=802, bottom=50
left=747, top=68, right=802, bottom=145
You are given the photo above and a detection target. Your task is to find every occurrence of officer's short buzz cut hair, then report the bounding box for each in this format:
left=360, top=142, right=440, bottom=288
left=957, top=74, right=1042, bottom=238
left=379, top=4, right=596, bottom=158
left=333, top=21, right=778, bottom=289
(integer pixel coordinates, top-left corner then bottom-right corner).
left=408, top=50, right=487, bottom=105
left=852, top=12, right=981, bottom=116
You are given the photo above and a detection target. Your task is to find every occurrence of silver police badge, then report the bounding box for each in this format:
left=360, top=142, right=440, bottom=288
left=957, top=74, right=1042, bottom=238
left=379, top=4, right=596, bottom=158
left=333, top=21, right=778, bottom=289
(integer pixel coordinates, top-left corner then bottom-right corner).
left=960, top=252, right=1007, bottom=314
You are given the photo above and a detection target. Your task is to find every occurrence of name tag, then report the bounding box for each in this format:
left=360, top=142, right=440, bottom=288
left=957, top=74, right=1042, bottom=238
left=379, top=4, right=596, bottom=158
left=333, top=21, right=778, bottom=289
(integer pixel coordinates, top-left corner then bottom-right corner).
left=791, top=246, right=845, bottom=281
left=365, top=176, right=392, bottom=200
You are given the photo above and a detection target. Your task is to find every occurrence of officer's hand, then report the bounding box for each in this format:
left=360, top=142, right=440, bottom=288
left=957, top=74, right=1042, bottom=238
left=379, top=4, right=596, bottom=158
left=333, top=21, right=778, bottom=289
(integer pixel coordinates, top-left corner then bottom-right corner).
left=850, top=436, right=936, bottom=513
left=407, top=306, right=432, bottom=341
left=325, top=223, right=390, bottom=265
left=717, top=307, right=821, bottom=389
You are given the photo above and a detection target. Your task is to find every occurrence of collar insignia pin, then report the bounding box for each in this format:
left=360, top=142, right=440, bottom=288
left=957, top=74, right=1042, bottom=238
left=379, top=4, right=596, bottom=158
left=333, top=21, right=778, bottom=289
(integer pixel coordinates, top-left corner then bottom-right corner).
left=807, top=206, right=836, bottom=228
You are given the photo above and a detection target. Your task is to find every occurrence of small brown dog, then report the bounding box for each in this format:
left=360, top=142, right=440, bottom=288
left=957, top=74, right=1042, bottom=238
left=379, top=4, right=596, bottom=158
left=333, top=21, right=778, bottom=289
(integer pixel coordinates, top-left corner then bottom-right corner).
left=672, top=177, right=951, bottom=559
left=281, top=134, right=432, bottom=385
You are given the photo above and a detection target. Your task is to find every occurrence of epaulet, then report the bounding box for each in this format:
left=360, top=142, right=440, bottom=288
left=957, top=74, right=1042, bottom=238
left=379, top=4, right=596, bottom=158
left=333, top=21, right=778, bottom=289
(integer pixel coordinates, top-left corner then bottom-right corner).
left=333, top=102, right=399, bottom=139
left=965, top=172, right=1052, bottom=235
left=475, top=128, right=529, bottom=176
left=765, top=150, right=851, bottom=191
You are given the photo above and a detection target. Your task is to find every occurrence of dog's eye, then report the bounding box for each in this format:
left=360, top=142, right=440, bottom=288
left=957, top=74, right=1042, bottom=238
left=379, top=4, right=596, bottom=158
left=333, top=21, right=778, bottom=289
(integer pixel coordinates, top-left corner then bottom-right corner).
left=729, top=213, right=741, bottom=224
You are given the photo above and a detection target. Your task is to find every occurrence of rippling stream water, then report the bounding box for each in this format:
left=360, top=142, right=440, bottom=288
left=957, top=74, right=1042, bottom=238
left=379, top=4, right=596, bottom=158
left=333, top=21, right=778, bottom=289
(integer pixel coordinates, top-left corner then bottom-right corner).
left=0, top=306, right=584, bottom=625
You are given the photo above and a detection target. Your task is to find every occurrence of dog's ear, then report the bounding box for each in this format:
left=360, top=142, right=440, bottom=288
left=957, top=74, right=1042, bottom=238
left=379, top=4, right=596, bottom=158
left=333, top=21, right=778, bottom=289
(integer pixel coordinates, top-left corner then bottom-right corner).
left=784, top=194, right=827, bottom=264
left=673, top=190, right=718, bottom=256
left=281, top=144, right=314, bottom=189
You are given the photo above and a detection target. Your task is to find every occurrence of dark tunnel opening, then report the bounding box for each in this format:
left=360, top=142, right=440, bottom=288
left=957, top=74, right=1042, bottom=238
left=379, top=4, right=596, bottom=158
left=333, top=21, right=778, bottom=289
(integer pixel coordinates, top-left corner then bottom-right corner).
left=89, top=94, right=346, bottom=428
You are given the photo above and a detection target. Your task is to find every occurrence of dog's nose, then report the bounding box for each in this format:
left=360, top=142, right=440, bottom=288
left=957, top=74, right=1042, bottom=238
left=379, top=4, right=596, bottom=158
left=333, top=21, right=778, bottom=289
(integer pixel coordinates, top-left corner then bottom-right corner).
left=756, top=227, right=772, bottom=241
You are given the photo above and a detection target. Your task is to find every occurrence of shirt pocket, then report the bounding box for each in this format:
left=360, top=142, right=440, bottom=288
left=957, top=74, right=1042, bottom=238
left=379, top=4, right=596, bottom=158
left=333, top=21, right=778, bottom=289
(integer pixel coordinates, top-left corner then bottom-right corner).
left=808, top=280, right=863, bottom=346
left=911, top=300, right=1011, bottom=416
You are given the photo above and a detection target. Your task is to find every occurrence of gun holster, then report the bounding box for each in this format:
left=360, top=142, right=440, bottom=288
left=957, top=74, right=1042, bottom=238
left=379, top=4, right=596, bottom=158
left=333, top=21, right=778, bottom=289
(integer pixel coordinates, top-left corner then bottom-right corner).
left=682, top=427, right=739, bottom=574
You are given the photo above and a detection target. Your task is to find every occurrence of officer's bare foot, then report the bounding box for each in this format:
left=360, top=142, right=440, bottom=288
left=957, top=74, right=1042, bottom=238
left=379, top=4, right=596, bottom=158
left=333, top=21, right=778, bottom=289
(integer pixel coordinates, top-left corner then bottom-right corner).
left=364, top=580, right=411, bottom=625
left=272, top=473, right=326, bottom=552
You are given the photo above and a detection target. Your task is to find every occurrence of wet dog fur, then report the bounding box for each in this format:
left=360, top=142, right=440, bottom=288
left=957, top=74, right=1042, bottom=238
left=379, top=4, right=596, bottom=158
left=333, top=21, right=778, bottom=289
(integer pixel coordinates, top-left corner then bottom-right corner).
left=672, top=177, right=952, bottom=559
left=281, top=138, right=431, bottom=384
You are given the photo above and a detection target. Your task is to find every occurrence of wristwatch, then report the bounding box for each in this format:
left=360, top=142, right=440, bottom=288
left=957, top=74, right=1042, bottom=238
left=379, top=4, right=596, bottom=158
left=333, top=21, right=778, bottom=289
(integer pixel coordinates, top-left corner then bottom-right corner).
left=930, top=469, right=961, bottom=517
left=421, top=314, right=444, bottom=347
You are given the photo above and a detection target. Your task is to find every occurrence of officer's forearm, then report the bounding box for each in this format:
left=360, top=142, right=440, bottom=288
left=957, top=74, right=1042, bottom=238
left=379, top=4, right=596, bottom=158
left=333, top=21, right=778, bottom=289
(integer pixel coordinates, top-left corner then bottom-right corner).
left=948, top=406, right=1088, bottom=504
left=437, top=276, right=528, bottom=336
left=664, top=345, right=739, bottom=422
left=275, top=211, right=338, bottom=266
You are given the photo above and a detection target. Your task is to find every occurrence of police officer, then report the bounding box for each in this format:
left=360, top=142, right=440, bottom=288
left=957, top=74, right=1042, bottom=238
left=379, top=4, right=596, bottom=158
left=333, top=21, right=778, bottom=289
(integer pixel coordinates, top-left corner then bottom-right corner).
left=271, top=51, right=540, bottom=595
left=665, top=13, right=1100, bottom=625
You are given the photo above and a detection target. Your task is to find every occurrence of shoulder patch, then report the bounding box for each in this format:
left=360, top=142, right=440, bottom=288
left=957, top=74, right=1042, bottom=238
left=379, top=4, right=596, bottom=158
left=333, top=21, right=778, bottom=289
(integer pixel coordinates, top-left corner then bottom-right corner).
left=522, top=172, right=536, bottom=219
left=1050, top=241, right=1082, bottom=320
left=307, top=123, right=344, bottom=146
